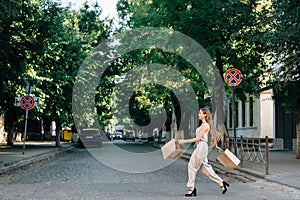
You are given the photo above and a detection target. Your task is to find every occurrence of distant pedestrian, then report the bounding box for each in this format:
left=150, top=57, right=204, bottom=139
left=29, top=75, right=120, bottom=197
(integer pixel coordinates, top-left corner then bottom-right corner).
left=178, top=107, right=230, bottom=197
left=50, top=121, right=56, bottom=141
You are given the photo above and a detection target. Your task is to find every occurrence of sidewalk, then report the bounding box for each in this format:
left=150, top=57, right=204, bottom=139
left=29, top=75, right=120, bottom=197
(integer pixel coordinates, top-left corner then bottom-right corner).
left=150, top=142, right=300, bottom=190
left=0, top=141, right=75, bottom=175
left=206, top=148, right=300, bottom=190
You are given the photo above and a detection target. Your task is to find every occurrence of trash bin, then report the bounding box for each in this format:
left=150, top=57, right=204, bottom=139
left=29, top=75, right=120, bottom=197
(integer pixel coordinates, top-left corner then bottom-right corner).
left=62, top=128, right=72, bottom=141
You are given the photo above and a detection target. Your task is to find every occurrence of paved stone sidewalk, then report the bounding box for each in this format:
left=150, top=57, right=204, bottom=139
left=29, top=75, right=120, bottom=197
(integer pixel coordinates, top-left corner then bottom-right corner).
left=0, top=141, right=75, bottom=175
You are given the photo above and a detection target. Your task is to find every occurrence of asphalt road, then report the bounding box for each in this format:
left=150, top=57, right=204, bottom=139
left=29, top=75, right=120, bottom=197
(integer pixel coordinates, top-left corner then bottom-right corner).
left=0, top=140, right=299, bottom=200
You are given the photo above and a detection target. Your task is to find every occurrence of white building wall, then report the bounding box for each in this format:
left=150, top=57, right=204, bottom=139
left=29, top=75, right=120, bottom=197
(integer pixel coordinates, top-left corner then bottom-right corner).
left=238, top=101, right=242, bottom=128
left=252, top=96, right=260, bottom=137
left=0, top=115, right=4, bottom=133
left=235, top=96, right=259, bottom=138
left=259, top=89, right=275, bottom=138
left=226, top=90, right=275, bottom=139
left=0, top=114, right=5, bottom=142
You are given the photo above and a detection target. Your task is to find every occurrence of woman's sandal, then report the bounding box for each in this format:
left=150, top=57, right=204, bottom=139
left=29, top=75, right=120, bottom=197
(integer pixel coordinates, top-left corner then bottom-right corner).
left=185, top=187, right=197, bottom=197
left=221, top=181, right=230, bottom=194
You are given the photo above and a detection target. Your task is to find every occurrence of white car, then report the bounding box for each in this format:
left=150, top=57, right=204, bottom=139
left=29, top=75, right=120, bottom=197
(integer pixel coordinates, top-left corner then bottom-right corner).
left=124, top=130, right=135, bottom=141
left=112, top=130, right=124, bottom=140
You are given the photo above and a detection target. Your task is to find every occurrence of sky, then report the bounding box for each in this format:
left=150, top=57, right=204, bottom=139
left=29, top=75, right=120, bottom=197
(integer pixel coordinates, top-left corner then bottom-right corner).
left=59, top=0, right=119, bottom=20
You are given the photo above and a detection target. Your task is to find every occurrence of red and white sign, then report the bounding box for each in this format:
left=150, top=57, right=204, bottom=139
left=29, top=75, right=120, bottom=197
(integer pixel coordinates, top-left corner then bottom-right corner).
left=20, top=95, right=35, bottom=110
left=224, top=68, right=243, bottom=86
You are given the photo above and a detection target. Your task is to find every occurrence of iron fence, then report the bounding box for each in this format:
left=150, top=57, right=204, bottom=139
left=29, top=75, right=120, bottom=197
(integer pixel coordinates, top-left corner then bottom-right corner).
left=225, top=136, right=270, bottom=175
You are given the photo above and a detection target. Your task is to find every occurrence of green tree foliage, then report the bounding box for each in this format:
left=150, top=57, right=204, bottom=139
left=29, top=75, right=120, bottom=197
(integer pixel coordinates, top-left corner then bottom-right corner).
left=118, top=0, right=270, bottom=93
left=270, top=0, right=300, bottom=110
left=269, top=0, right=300, bottom=158
left=34, top=1, right=110, bottom=128
left=0, top=0, right=45, bottom=144
left=117, top=0, right=300, bottom=157
left=116, top=0, right=271, bottom=133
left=0, top=0, right=111, bottom=144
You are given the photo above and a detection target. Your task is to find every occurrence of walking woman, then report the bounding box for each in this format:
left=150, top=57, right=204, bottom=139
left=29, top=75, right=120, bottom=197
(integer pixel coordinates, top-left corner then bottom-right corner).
left=178, top=107, right=230, bottom=197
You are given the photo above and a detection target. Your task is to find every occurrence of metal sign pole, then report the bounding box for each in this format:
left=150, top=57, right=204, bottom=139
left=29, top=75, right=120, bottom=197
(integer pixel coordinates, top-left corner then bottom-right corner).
left=23, top=80, right=31, bottom=155
left=23, top=109, right=28, bottom=154
left=232, top=86, right=237, bottom=155
left=18, top=78, right=39, bottom=154
left=224, top=68, right=242, bottom=156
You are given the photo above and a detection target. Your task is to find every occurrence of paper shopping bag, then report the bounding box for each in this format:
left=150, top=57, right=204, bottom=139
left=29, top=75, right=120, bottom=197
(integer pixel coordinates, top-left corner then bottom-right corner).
left=161, top=139, right=182, bottom=160
left=217, top=149, right=240, bottom=171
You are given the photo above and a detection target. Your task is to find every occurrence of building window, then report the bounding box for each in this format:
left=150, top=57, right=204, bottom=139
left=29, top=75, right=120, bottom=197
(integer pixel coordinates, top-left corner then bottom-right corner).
left=242, top=100, right=246, bottom=127
left=249, top=97, right=254, bottom=127
left=229, top=101, right=239, bottom=128
left=235, top=101, right=239, bottom=128
left=229, top=102, right=232, bottom=128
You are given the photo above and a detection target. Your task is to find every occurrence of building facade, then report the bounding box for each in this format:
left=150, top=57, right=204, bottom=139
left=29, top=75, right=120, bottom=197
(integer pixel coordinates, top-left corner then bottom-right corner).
left=225, top=89, right=296, bottom=150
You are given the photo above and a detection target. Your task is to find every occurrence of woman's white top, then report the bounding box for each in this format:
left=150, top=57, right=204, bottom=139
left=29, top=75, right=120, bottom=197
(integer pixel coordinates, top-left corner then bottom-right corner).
left=195, top=122, right=210, bottom=143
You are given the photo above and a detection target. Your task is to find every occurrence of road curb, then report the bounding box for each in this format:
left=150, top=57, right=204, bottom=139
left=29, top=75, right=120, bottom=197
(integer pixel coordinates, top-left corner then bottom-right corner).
left=0, top=145, right=75, bottom=176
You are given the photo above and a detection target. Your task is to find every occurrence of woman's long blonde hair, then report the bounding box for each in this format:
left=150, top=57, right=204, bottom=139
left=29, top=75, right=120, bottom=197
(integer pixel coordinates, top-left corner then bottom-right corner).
left=200, top=107, right=218, bottom=148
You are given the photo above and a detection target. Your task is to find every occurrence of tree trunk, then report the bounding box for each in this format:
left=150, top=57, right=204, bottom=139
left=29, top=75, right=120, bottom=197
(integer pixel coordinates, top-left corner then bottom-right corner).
left=55, top=119, right=61, bottom=147
left=213, top=49, right=225, bottom=132
left=55, top=128, right=61, bottom=147
left=7, top=129, right=14, bottom=146
left=5, top=107, right=18, bottom=146
left=296, top=99, right=300, bottom=159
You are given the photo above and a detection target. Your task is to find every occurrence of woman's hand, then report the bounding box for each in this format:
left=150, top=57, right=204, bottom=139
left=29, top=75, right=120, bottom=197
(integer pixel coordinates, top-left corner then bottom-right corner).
left=215, top=146, right=221, bottom=152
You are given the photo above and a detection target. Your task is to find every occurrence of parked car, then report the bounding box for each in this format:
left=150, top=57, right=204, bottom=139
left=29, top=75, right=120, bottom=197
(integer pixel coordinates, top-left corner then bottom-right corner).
left=141, top=132, right=149, bottom=141
left=77, top=128, right=102, bottom=148
left=124, top=130, right=135, bottom=141
left=112, top=130, right=124, bottom=140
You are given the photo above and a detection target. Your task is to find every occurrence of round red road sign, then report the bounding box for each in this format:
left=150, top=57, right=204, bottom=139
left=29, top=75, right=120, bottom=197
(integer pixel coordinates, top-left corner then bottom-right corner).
left=20, top=95, right=35, bottom=110
left=224, top=68, right=243, bottom=86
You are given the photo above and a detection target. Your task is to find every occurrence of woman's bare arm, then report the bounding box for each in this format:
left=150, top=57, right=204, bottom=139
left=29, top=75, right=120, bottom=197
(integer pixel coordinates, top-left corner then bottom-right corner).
left=178, top=125, right=208, bottom=144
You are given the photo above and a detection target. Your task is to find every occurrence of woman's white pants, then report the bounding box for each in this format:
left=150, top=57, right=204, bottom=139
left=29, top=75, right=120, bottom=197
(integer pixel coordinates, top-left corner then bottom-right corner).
left=186, top=142, right=223, bottom=188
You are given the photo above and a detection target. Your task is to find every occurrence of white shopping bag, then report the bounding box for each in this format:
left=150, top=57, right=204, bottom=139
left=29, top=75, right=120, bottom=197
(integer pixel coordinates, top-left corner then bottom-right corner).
left=161, top=139, right=182, bottom=160
left=217, top=149, right=241, bottom=171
